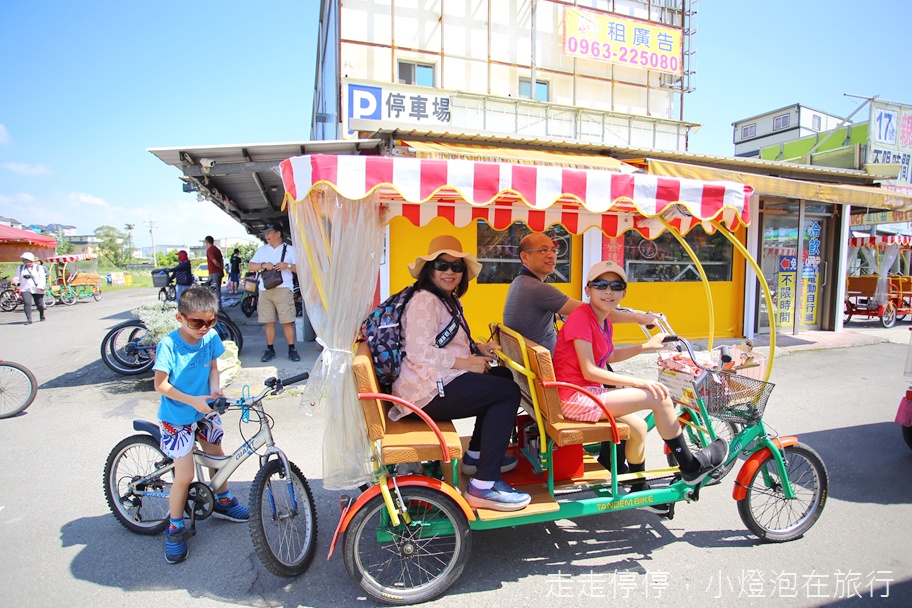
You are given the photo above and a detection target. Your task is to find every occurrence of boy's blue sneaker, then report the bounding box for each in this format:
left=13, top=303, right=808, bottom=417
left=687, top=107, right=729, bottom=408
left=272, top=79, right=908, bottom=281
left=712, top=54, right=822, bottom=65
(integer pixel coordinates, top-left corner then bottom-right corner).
left=212, top=497, right=250, bottom=522
left=164, top=526, right=194, bottom=565
left=460, top=453, right=518, bottom=475
left=465, top=480, right=531, bottom=512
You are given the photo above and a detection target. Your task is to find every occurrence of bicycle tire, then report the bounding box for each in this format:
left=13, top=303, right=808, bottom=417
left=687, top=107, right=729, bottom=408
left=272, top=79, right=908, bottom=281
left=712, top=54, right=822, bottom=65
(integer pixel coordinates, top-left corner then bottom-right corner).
left=249, top=459, right=318, bottom=577
left=666, top=417, right=740, bottom=483
left=737, top=442, right=828, bottom=542
left=217, top=311, right=244, bottom=353
left=343, top=486, right=471, bottom=605
left=214, top=317, right=244, bottom=355
left=103, top=434, right=172, bottom=535
left=0, top=289, right=19, bottom=312
left=903, top=425, right=912, bottom=451
left=100, top=320, right=156, bottom=375
left=59, top=288, right=77, bottom=306
left=43, top=293, right=56, bottom=308
left=0, top=361, right=38, bottom=419
left=241, top=294, right=257, bottom=317
left=881, top=302, right=897, bottom=328
left=93, top=287, right=102, bottom=301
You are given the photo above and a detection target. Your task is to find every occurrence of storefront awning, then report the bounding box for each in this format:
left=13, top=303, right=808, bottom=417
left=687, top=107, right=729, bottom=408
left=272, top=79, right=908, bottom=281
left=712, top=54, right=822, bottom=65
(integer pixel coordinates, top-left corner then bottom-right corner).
left=402, top=140, right=640, bottom=174
left=0, top=224, right=57, bottom=262
left=849, top=234, right=912, bottom=248
left=46, top=253, right=98, bottom=263
left=281, top=154, right=753, bottom=239
left=645, top=158, right=912, bottom=211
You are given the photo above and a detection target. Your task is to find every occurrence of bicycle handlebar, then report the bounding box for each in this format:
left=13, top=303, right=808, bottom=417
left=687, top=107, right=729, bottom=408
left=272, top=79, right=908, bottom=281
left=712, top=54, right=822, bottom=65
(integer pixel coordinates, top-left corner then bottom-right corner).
left=207, top=372, right=310, bottom=413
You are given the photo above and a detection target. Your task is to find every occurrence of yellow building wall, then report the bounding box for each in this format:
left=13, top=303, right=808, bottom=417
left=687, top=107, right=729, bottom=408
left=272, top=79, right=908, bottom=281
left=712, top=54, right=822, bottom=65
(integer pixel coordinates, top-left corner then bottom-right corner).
left=389, top=219, right=746, bottom=344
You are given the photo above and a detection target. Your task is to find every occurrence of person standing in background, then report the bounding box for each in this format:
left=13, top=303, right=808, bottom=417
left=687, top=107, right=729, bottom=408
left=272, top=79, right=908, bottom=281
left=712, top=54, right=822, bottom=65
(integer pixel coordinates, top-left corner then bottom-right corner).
left=227, top=248, right=242, bottom=294
left=15, top=252, right=47, bottom=325
left=205, top=236, right=224, bottom=309
left=247, top=224, right=300, bottom=363
left=167, top=250, right=195, bottom=300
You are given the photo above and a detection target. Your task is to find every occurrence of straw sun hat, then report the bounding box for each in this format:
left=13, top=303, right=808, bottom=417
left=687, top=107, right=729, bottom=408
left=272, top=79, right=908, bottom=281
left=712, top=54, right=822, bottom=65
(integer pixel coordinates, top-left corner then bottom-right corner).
left=408, top=235, right=483, bottom=280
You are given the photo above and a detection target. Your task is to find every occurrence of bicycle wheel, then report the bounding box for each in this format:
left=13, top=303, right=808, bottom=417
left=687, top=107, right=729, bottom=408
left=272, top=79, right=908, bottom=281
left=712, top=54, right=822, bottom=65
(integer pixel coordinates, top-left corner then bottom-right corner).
left=59, top=288, right=77, bottom=306
left=249, top=459, right=318, bottom=577
left=101, top=321, right=155, bottom=375
left=343, top=486, right=471, bottom=605
left=666, top=416, right=740, bottom=482
left=241, top=294, right=257, bottom=317
left=43, top=293, right=56, bottom=308
left=216, top=312, right=244, bottom=353
left=103, top=434, right=172, bottom=535
left=0, top=361, right=38, bottom=419
left=737, top=442, right=828, bottom=542
left=93, top=286, right=102, bottom=301
left=881, top=302, right=897, bottom=328
left=902, top=425, right=912, bottom=451
left=0, top=289, right=19, bottom=312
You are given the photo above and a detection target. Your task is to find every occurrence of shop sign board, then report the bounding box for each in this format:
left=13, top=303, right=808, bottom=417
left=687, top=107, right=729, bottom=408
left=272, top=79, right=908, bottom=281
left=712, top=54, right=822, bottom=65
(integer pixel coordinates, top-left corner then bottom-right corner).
left=562, top=7, right=683, bottom=76
left=346, top=80, right=452, bottom=130
left=869, top=100, right=912, bottom=187
left=850, top=209, right=912, bottom=226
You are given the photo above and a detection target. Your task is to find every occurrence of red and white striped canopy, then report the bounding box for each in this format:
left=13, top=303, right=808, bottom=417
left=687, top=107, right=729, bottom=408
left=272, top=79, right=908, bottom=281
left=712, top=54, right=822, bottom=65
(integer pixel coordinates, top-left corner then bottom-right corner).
left=46, top=253, right=98, bottom=263
left=280, top=154, right=753, bottom=238
left=849, top=234, right=912, bottom=248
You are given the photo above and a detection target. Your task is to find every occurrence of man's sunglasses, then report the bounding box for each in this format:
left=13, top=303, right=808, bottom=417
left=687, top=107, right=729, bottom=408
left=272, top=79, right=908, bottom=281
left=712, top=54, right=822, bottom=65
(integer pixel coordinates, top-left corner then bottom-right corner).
left=432, top=259, right=466, bottom=273
left=523, top=247, right=560, bottom=255
left=587, top=279, right=627, bottom=291
left=183, top=315, right=218, bottom=330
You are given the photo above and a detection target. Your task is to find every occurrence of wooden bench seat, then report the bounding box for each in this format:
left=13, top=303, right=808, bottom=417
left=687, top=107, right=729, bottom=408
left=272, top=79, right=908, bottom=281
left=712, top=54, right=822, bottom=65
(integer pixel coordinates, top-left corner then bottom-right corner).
left=352, top=348, right=462, bottom=466
left=495, top=324, right=629, bottom=447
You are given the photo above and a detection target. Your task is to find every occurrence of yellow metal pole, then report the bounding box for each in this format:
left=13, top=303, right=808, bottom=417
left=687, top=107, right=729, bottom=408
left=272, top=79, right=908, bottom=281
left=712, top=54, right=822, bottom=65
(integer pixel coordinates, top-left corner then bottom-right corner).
left=657, top=218, right=715, bottom=349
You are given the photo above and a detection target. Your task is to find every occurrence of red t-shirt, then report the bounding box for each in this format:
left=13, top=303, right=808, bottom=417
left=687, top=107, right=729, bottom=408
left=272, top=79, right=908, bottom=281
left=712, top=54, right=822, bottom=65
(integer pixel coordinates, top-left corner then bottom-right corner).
left=206, top=245, right=224, bottom=274
left=552, top=304, right=614, bottom=400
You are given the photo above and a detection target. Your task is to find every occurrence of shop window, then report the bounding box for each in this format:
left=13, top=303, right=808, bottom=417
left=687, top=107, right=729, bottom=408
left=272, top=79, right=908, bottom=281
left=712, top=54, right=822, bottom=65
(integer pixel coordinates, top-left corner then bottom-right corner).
left=623, top=228, right=733, bottom=282
left=398, top=61, right=435, bottom=87
left=773, top=114, right=790, bottom=130
left=519, top=78, right=549, bottom=102
left=476, top=221, right=571, bottom=284
left=740, top=124, right=756, bottom=139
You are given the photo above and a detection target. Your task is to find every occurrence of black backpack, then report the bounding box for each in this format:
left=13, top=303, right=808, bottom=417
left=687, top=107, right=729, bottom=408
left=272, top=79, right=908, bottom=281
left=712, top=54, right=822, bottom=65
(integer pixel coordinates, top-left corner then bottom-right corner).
left=359, top=284, right=419, bottom=386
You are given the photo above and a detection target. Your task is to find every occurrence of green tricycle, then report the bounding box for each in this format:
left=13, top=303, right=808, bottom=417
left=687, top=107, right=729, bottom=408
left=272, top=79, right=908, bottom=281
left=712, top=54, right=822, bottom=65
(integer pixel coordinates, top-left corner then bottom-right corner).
left=46, top=253, right=102, bottom=305
left=277, top=154, right=830, bottom=605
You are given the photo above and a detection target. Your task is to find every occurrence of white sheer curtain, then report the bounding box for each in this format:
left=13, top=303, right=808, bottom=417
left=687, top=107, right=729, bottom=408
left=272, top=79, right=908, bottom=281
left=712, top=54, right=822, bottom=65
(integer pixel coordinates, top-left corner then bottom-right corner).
left=845, top=245, right=860, bottom=276
left=288, top=186, right=384, bottom=490
left=874, top=243, right=901, bottom=306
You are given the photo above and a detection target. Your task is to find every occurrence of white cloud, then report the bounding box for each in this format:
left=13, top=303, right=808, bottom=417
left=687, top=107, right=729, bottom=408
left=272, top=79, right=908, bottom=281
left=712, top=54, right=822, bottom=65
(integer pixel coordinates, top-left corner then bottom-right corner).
left=68, top=192, right=110, bottom=208
left=0, top=124, right=9, bottom=145
left=2, top=162, right=52, bottom=176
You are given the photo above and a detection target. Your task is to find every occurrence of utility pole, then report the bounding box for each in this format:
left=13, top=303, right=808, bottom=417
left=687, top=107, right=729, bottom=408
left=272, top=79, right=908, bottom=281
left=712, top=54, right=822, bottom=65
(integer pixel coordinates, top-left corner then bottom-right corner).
left=146, top=220, right=157, bottom=267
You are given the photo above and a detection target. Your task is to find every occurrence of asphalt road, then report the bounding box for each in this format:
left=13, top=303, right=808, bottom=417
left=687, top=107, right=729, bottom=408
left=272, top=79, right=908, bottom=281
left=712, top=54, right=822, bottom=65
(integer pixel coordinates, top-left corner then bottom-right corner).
left=1, top=289, right=910, bottom=607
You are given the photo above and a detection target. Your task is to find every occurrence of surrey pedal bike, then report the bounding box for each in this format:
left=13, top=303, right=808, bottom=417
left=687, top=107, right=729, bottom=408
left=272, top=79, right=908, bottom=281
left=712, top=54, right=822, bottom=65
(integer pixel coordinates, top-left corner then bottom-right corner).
left=103, top=371, right=317, bottom=576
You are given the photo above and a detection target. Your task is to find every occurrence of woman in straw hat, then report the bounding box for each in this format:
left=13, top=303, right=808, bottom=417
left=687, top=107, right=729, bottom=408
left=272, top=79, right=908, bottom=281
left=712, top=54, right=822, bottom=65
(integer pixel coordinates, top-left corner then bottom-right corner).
left=389, top=235, right=530, bottom=512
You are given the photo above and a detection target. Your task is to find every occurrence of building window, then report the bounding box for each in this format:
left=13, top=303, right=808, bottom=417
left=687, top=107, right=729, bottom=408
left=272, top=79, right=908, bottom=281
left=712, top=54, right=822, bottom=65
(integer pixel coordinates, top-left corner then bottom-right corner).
left=740, top=124, right=756, bottom=139
left=773, top=114, right=790, bottom=130
left=398, top=61, right=435, bottom=87
left=812, top=115, right=822, bottom=131
left=519, top=78, right=549, bottom=102
left=623, top=228, right=733, bottom=283
left=476, top=222, right=571, bottom=284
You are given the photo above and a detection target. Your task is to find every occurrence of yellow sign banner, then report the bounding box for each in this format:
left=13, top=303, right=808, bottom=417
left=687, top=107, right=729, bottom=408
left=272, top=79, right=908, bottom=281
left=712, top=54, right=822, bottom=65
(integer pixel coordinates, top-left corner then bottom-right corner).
left=562, top=7, right=683, bottom=75
left=850, top=209, right=912, bottom=226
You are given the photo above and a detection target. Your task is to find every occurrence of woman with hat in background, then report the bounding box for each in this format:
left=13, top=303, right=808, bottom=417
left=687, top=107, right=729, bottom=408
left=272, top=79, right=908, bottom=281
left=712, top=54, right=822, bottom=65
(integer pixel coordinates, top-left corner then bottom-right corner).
left=15, top=252, right=48, bottom=325
left=166, top=250, right=195, bottom=301
left=390, top=235, right=531, bottom=512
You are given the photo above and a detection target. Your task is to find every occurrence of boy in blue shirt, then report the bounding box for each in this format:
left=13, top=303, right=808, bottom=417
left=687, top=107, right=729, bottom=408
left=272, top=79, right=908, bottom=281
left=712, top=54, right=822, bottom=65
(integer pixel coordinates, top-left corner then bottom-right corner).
left=153, top=286, right=249, bottom=564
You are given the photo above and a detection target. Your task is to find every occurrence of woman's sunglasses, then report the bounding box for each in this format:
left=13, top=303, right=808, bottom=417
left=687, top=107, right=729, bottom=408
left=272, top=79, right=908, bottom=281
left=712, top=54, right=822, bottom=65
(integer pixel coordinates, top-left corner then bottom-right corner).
left=183, top=315, right=218, bottom=330
left=587, top=279, right=627, bottom=291
left=432, top=259, right=466, bottom=273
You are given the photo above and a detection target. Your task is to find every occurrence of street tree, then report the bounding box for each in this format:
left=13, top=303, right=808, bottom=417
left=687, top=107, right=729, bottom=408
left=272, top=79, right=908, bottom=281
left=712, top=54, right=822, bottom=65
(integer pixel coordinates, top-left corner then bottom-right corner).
left=94, top=225, right=131, bottom=267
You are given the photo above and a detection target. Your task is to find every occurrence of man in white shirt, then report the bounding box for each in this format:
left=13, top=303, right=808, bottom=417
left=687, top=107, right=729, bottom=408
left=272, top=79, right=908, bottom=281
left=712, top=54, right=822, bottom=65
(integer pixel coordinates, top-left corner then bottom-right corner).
left=247, top=224, right=301, bottom=362
left=15, top=252, right=48, bottom=325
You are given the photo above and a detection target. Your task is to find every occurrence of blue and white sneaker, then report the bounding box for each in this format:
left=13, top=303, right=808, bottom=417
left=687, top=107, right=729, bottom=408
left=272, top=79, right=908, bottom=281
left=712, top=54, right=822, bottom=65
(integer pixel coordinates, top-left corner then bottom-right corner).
left=212, top=497, right=250, bottom=522
left=460, top=453, right=518, bottom=476
left=465, top=480, right=531, bottom=512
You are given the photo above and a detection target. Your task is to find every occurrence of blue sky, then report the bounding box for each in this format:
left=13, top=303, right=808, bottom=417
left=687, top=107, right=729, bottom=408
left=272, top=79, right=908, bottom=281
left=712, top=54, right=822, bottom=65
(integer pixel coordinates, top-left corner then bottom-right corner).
left=1, top=1, right=909, bottom=249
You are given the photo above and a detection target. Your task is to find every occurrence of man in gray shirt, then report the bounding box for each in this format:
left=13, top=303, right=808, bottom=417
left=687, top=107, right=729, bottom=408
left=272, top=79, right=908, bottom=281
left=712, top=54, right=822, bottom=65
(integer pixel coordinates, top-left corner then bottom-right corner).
left=503, top=233, right=655, bottom=353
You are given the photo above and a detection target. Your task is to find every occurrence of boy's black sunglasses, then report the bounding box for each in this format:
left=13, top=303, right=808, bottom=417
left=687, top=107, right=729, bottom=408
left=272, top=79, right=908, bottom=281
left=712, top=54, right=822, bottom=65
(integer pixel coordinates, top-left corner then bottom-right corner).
left=587, top=279, right=627, bottom=291
left=432, top=259, right=467, bottom=273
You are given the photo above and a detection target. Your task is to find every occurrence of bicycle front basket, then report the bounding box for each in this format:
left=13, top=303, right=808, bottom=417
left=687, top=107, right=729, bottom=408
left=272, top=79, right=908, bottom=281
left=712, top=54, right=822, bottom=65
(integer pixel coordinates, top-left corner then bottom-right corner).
left=695, top=373, right=775, bottom=424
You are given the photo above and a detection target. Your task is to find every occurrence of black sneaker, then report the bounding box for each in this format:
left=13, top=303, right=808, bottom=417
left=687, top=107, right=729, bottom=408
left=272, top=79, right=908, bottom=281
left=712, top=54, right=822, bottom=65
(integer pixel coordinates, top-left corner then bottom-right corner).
left=288, top=348, right=301, bottom=362
left=681, top=439, right=729, bottom=486
left=627, top=481, right=671, bottom=515
left=261, top=349, right=276, bottom=362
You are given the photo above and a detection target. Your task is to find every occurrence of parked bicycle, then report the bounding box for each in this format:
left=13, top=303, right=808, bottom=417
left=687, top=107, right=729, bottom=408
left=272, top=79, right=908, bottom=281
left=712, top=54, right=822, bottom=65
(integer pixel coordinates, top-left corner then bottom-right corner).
left=103, top=372, right=317, bottom=576
left=0, top=284, right=25, bottom=312
left=100, top=310, right=244, bottom=375
left=239, top=277, right=302, bottom=319
left=0, top=360, right=38, bottom=419
left=153, top=270, right=177, bottom=302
